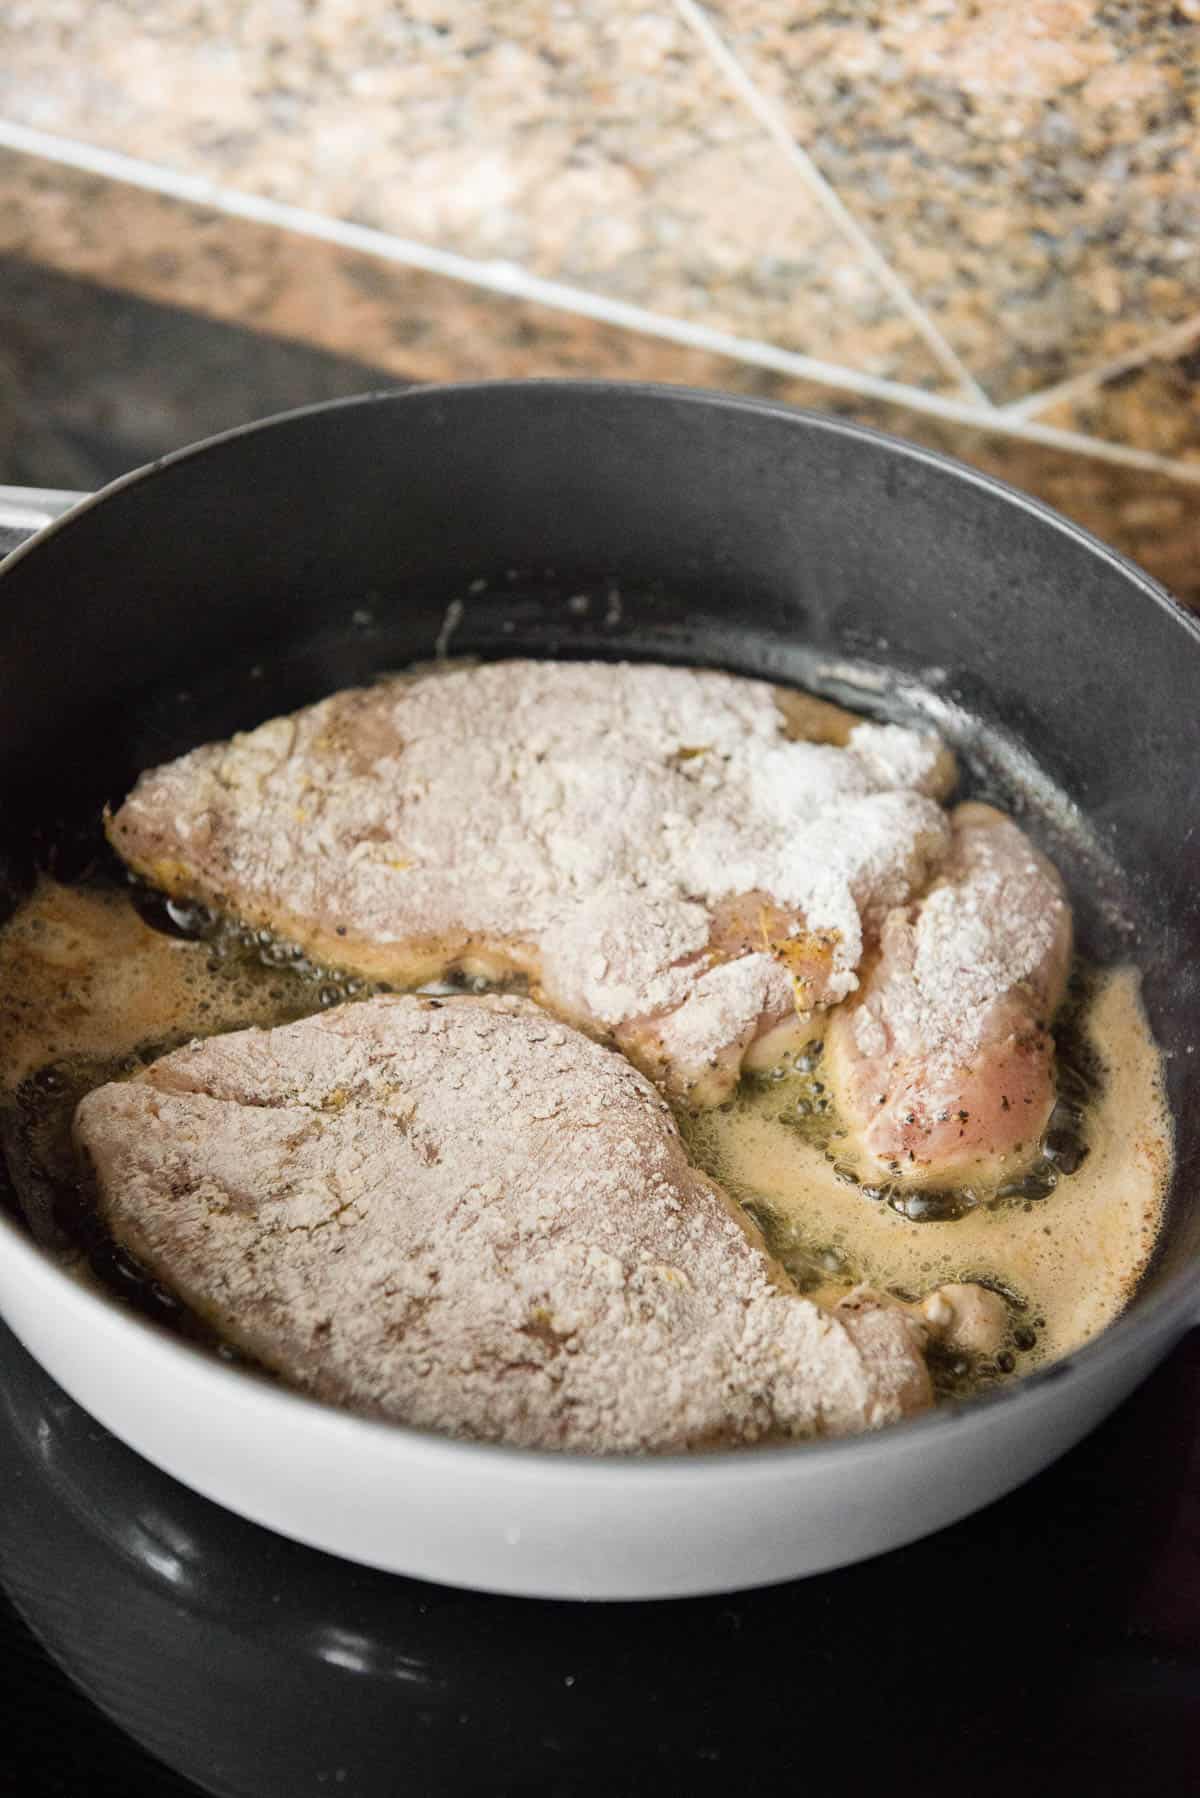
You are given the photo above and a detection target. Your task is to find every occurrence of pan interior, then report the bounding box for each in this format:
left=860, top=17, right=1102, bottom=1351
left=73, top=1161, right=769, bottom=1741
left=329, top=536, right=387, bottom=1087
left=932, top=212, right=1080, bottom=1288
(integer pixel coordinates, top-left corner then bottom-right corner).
left=0, top=582, right=1186, bottom=1318
left=0, top=387, right=1195, bottom=1343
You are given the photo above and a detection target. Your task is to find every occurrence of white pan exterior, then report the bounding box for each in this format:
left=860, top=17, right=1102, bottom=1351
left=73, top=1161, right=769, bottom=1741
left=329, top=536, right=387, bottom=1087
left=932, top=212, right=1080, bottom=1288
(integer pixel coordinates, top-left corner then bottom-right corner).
left=0, top=1216, right=1191, bottom=1600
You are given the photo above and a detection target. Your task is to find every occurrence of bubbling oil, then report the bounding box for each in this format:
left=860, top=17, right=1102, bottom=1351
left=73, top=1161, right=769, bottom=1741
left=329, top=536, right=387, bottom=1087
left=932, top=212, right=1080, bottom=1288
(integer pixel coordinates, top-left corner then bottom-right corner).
left=679, top=964, right=1169, bottom=1381
left=0, top=872, right=1172, bottom=1403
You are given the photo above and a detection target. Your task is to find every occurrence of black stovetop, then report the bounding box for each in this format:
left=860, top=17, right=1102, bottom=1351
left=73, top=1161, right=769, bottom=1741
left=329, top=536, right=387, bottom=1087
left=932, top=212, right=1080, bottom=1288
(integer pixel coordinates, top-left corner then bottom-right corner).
left=2, top=1315, right=1198, bottom=1798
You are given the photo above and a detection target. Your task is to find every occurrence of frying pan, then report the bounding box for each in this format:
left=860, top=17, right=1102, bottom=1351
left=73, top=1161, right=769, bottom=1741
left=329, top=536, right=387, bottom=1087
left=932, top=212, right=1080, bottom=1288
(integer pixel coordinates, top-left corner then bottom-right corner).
left=0, top=381, right=1196, bottom=1601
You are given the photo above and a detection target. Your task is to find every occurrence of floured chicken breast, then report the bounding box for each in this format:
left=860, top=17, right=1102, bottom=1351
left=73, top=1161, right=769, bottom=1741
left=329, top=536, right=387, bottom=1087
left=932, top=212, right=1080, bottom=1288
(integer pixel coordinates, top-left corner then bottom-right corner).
left=825, top=803, right=1072, bottom=1185
left=107, top=661, right=954, bottom=1104
left=73, top=995, right=932, bottom=1450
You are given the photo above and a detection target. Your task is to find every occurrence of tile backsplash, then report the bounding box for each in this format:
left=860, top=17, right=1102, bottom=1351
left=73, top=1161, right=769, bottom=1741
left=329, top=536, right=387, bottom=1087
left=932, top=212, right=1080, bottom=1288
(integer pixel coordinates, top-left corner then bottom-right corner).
left=1, top=1, right=1197, bottom=594
left=0, top=1, right=964, bottom=386
left=708, top=0, right=1200, bottom=400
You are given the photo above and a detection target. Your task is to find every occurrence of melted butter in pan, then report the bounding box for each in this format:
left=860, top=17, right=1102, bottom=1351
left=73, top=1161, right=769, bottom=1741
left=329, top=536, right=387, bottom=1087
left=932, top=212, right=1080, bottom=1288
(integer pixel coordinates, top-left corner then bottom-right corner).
left=682, top=967, right=1170, bottom=1370
left=0, top=878, right=321, bottom=1089
left=0, top=877, right=1172, bottom=1389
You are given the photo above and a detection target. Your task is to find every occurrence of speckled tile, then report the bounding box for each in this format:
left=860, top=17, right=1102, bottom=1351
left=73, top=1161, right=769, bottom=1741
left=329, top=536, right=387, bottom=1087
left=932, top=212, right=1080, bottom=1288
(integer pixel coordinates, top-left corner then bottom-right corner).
left=3, top=150, right=1196, bottom=608
left=702, top=0, right=1200, bottom=402
left=0, top=0, right=951, bottom=389
left=0, top=149, right=857, bottom=393
left=1033, top=324, right=1200, bottom=466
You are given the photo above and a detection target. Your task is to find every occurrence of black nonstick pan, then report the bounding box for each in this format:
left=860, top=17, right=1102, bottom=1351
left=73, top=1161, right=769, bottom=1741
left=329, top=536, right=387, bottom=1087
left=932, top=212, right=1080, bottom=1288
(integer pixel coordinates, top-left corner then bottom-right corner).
left=0, top=382, right=1196, bottom=1598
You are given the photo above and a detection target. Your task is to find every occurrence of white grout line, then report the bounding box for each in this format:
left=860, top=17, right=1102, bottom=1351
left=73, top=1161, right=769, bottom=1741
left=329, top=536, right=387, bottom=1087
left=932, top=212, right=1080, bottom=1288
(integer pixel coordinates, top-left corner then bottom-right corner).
left=1002, top=310, right=1200, bottom=421
left=1, top=118, right=1198, bottom=485
left=671, top=0, right=993, bottom=409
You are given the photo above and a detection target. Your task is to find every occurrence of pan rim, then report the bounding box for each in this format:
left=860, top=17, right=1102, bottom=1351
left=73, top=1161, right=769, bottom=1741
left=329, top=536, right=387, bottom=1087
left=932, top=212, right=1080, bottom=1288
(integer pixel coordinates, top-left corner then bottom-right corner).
left=4, top=376, right=1198, bottom=649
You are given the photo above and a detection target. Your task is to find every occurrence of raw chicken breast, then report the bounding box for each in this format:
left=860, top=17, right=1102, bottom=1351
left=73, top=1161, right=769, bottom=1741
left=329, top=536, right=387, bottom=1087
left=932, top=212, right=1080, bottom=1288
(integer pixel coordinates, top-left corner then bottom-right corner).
left=107, top=661, right=954, bottom=1103
left=73, top=995, right=933, bottom=1449
left=825, top=803, right=1072, bottom=1184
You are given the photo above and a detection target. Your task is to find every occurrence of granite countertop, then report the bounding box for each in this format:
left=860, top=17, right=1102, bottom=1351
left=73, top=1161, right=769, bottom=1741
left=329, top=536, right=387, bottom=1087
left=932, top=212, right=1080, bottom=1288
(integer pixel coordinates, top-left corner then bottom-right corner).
left=3, top=1, right=1197, bottom=408
left=708, top=0, right=1200, bottom=401
left=1040, top=330, right=1200, bottom=465
left=4, top=142, right=1195, bottom=607
left=0, top=0, right=954, bottom=389
left=0, top=3, right=1196, bottom=591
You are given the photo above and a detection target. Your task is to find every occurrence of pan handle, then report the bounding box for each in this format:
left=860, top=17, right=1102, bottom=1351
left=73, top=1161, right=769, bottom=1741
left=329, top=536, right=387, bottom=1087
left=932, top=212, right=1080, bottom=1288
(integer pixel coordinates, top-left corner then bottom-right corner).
left=0, top=485, right=89, bottom=555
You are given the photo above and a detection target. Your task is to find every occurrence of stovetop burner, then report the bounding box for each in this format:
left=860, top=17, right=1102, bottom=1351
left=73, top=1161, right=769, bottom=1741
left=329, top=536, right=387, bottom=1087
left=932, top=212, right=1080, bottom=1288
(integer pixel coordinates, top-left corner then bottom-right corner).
left=3, top=1312, right=1198, bottom=1798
